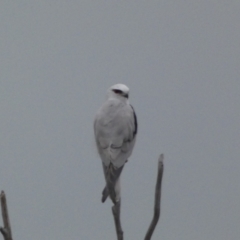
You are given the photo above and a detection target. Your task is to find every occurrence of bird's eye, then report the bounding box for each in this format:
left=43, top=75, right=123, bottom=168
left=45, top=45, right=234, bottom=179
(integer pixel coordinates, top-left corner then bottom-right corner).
left=113, top=89, right=123, bottom=94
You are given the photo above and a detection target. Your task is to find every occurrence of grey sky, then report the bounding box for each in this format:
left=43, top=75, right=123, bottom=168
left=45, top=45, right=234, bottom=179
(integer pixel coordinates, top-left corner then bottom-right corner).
left=0, top=1, right=239, bottom=239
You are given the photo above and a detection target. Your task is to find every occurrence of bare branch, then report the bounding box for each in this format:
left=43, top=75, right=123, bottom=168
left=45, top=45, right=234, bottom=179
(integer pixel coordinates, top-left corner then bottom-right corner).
left=144, top=154, right=164, bottom=240
left=112, top=200, right=123, bottom=240
left=0, top=191, right=13, bottom=240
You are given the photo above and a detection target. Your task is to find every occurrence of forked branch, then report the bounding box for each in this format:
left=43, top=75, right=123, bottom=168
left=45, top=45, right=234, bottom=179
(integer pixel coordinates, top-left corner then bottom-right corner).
left=111, top=154, right=164, bottom=240
left=0, top=155, right=164, bottom=240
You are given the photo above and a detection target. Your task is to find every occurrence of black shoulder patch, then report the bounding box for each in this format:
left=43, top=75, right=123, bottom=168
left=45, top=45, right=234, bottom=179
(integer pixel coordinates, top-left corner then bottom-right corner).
left=130, top=105, right=138, bottom=136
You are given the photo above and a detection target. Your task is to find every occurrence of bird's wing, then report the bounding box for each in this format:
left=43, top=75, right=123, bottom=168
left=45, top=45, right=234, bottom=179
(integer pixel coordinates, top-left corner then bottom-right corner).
left=94, top=100, right=137, bottom=168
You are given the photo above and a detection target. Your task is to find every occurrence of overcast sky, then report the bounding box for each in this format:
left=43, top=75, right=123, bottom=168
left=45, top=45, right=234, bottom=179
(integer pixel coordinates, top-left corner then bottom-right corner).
left=0, top=1, right=239, bottom=239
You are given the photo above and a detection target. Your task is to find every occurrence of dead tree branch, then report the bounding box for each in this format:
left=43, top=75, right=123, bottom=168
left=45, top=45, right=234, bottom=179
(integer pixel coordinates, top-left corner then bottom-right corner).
left=110, top=154, right=164, bottom=240
left=144, top=154, right=164, bottom=240
left=0, top=191, right=13, bottom=240
left=0, top=155, right=164, bottom=240
left=112, top=200, right=123, bottom=240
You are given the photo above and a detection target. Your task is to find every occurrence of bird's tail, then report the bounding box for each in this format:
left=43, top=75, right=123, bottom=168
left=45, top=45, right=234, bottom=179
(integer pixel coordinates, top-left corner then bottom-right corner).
left=102, top=163, right=124, bottom=204
left=101, top=186, right=108, bottom=203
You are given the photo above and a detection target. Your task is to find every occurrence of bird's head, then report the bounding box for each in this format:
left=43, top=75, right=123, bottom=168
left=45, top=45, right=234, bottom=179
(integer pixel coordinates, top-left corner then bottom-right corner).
left=107, top=84, right=130, bottom=100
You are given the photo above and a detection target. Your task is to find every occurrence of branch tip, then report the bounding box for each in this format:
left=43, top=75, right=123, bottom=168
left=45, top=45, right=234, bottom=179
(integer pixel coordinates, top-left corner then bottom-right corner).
left=158, top=154, right=164, bottom=164
left=0, top=191, right=13, bottom=240
left=144, top=153, right=164, bottom=240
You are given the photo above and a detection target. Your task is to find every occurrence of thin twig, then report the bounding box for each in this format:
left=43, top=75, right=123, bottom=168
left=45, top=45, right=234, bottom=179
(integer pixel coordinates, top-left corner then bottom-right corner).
left=112, top=200, right=123, bottom=240
left=0, top=191, right=13, bottom=240
left=144, top=154, right=164, bottom=240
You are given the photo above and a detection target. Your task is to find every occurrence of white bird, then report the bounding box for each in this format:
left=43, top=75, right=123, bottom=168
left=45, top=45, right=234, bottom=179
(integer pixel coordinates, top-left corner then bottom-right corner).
left=94, top=84, right=137, bottom=204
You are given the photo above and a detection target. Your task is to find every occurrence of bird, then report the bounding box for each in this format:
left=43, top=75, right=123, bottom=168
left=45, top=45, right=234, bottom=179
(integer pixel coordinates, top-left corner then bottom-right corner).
left=94, top=84, right=137, bottom=204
